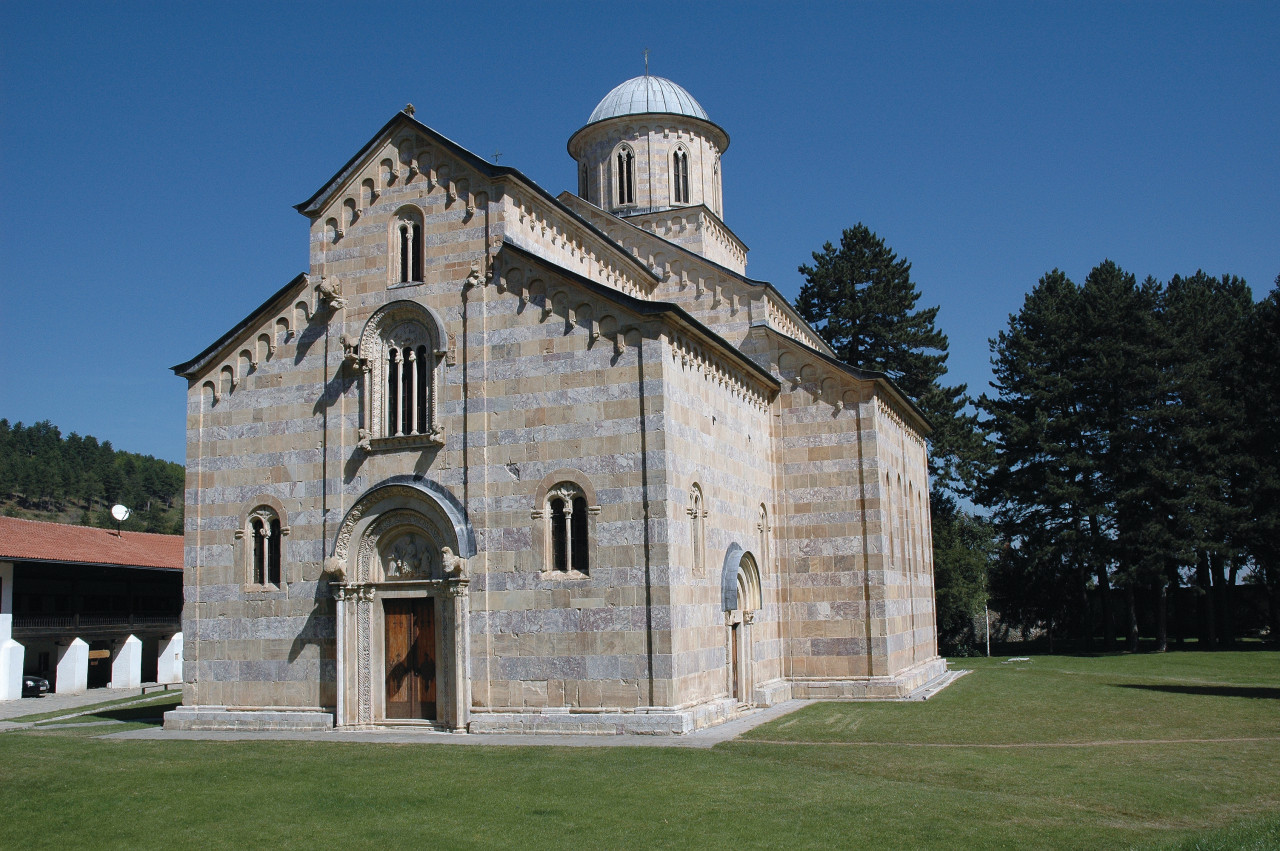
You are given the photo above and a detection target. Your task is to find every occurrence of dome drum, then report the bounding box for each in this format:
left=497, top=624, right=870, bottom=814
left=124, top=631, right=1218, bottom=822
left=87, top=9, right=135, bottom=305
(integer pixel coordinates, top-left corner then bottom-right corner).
left=569, top=76, right=728, bottom=221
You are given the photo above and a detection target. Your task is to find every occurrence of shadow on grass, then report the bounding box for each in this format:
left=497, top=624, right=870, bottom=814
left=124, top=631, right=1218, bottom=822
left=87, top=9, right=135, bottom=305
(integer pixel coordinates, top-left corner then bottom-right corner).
left=1113, top=683, right=1280, bottom=700
left=988, top=638, right=1278, bottom=658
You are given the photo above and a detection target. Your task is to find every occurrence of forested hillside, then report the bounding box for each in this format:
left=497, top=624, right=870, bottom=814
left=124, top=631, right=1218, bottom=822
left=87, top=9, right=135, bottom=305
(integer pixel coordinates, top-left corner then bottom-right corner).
left=0, top=419, right=184, bottom=534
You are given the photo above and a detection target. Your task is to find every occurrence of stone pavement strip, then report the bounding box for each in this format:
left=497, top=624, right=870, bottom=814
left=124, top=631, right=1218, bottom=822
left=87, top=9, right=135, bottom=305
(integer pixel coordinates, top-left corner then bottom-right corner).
left=0, top=685, right=180, bottom=731
left=105, top=699, right=813, bottom=748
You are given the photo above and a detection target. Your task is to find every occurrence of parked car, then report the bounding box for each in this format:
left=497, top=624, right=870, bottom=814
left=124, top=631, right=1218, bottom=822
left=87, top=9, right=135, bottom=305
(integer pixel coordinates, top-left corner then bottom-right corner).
left=22, top=675, right=49, bottom=697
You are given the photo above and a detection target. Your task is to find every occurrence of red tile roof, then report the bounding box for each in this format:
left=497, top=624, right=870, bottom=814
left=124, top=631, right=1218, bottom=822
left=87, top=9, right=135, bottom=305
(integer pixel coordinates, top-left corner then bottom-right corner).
left=0, top=516, right=183, bottom=571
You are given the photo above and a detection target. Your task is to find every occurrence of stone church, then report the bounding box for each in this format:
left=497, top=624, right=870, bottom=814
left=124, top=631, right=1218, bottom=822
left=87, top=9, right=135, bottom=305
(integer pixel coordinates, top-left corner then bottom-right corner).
left=165, top=74, right=944, bottom=733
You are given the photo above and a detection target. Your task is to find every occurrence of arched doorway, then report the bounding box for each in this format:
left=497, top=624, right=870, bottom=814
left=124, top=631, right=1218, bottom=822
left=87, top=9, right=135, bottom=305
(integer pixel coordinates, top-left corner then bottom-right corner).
left=722, top=546, right=762, bottom=704
left=326, top=478, right=475, bottom=730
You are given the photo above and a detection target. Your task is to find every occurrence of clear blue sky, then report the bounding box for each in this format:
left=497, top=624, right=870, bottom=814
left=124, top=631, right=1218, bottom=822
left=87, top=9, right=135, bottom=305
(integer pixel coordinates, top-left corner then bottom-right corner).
left=2, top=2, right=1276, bottom=465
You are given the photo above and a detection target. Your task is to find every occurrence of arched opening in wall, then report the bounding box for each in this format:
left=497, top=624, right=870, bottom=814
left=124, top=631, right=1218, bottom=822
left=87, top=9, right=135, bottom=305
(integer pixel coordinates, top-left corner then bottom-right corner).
left=330, top=481, right=477, bottom=730
left=758, top=504, right=770, bottom=572
left=386, top=340, right=429, bottom=435
left=247, top=506, right=283, bottom=587
left=615, top=144, right=635, bottom=206
left=712, top=156, right=721, bottom=215
left=359, top=301, right=446, bottom=448
left=393, top=208, right=424, bottom=284
left=689, top=483, right=706, bottom=578
left=531, top=470, right=600, bottom=576
left=727, top=551, right=762, bottom=703
left=547, top=485, right=590, bottom=574
left=672, top=147, right=690, bottom=204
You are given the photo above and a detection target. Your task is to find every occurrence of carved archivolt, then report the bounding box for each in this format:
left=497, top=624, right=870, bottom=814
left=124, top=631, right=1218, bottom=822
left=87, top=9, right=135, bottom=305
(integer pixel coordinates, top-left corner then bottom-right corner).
left=356, top=300, right=448, bottom=448
left=357, top=509, right=447, bottom=583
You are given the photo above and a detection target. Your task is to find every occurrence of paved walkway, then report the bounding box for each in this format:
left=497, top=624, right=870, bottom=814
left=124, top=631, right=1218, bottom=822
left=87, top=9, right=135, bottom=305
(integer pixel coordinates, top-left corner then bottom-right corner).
left=0, top=684, right=177, bottom=722
left=106, top=699, right=812, bottom=748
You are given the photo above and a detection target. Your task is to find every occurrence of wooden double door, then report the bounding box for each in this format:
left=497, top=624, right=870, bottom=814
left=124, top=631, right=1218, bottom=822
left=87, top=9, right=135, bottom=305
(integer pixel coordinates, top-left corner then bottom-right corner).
left=384, top=598, right=437, bottom=720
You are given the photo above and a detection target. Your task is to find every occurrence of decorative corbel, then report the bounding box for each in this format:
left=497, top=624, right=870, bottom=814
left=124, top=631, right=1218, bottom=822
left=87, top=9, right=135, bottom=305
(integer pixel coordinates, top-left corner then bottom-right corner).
left=340, top=333, right=362, bottom=368
left=441, top=546, right=467, bottom=579
left=464, top=260, right=483, bottom=291
left=322, top=556, right=347, bottom=583
left=316, top=275, right=347, bottom=311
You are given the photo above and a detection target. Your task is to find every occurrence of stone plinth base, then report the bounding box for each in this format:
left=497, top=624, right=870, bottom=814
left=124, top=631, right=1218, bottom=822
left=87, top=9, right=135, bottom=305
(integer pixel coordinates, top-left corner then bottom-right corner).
left=163, top=706, right=335, bottom=731
left=789, top=657, right=950, bottom=700
left=468, top=697, right=744, bottom=736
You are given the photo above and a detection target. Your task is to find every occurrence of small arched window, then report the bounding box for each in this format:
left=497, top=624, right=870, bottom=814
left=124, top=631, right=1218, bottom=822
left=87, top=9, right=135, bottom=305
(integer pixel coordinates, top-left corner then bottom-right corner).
left=532, top=473, right=599, bottom=577
left=689, top=483, right=706, bottom=578
left=393, top=208, right=424, bottom=284
left=758, top=504, right=770, bottom=571
left=615, top=145, right=635, bottom=206
left=547, top=485, right=589, bottom=574
left=672, top=148, right=690, bottom=204
left=248, top=506, right=283, bottom=587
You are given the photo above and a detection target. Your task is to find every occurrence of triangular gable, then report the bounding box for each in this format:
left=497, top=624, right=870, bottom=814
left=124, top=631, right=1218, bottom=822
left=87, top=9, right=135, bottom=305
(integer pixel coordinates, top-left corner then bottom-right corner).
left=294, top=110, right=511, bottom=219
left=292, top=110, right=661, bottom=292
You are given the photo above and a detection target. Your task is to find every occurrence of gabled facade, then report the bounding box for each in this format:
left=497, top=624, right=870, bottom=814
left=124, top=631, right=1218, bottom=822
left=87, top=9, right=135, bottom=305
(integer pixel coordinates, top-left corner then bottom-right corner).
left=165, top=76, right=945, bottom=734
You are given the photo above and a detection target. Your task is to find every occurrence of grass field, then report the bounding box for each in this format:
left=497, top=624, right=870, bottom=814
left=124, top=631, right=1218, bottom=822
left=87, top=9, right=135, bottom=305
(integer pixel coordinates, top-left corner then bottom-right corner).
left=0, top=651, right=1276, bottom=850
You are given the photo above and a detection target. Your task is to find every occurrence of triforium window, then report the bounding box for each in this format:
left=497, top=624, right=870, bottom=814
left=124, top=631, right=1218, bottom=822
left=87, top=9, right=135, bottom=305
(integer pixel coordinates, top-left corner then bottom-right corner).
left=672, top=148, right=690, bottom=204
left=394, top=208, right=424, bottom=284
left=359, top=301, right=445, bottom=447
left=547, top=483, right=589, bottom=574
left=386, top=339, right=429, bottom=436
left=249, top=507, right=282, bottom=586
left=616, top=145, right=635, bottom=206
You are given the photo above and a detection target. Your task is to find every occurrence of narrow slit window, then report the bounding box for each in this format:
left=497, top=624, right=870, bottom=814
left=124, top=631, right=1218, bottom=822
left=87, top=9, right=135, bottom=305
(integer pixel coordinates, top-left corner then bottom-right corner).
left=550, top=497, right=568, bottom=571
left=251, top=517, right=266, bottom=584
left=267, top=517, right=282, bottom=586
left=673, top=149, right=689, bottom=204
left=616, top=148, right=635, bottom=205
left=571, top=496, right=589, bottom=574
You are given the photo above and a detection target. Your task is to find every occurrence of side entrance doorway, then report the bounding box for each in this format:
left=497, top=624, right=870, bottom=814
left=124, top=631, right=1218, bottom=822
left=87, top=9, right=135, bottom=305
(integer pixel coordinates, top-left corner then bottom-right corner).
left=384, top=598, right=437, bottom=720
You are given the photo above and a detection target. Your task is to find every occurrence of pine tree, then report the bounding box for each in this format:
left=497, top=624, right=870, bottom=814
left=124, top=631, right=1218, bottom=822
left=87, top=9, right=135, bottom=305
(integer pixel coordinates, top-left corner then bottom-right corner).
left=980, top=270, right=1100, bottom=645
left=795, top=223, right=981, bottom=494
left=1241, top=280, right=1280, bottom=640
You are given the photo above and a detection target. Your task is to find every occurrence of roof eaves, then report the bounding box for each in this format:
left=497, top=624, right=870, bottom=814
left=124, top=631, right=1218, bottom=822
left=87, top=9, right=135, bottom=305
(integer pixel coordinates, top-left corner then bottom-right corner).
left=171, top=273, right=308, bottom=379
left=558, top=194, right=835, bottom=358
left=503, top=240, right=779, bottom=392
left=752, top=324, right=933, bottom=433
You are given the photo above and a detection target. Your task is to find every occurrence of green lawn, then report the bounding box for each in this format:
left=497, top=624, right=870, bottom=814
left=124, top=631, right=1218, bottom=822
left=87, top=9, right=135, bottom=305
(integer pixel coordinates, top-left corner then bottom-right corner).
left=0, top=651, right=1276, bottom=850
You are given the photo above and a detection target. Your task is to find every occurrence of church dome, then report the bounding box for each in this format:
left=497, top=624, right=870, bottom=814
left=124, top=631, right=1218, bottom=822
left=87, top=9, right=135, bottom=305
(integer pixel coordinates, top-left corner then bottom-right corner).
left=586, top=75, right=710, bottom=125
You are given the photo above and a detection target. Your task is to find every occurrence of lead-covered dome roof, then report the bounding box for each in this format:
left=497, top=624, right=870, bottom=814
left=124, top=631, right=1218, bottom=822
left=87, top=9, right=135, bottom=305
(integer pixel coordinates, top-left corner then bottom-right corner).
left=587, top=75, right=709, bottom=124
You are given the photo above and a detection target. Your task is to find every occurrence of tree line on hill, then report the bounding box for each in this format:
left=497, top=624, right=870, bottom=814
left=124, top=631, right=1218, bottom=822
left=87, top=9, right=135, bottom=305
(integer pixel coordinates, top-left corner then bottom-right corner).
left=795, top=225, right=1279, bottom=653
left=0, top=419, right=184, bottom=535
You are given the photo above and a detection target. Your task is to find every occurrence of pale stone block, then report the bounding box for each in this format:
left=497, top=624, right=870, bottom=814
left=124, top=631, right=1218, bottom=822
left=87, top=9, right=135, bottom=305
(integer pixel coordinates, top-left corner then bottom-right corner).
left=109, top=635, right=143, bottom=689
left=0, top=639, right=23, bottom=701
left=55, top=638, right=89, bottom=694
